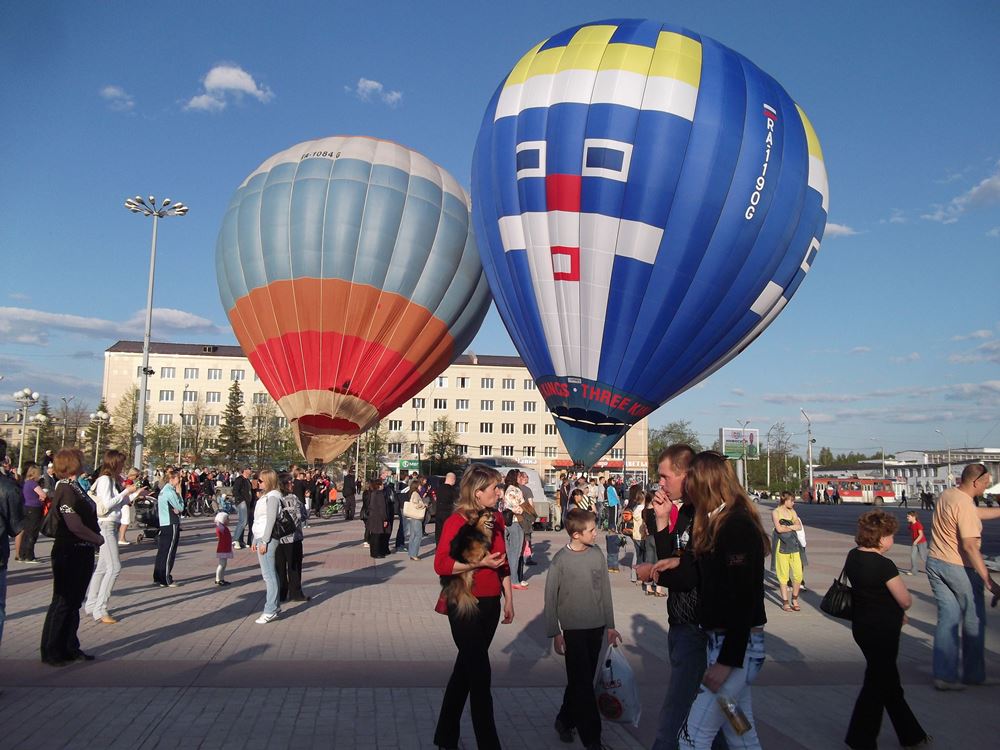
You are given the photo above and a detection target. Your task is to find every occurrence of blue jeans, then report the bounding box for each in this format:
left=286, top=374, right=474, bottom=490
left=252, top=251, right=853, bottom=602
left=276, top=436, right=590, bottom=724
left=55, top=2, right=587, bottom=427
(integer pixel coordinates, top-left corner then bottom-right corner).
left=406, top=518, right=423, bottom=558
left=233, top=502, right=248, bottom=545
left=926, top=556, right=986, bottom=683
left=653, top=623, right=729, bottom=750
left=606, top=533, right=621, bottom=569
left=681, top=631, right=765, bottom=750
left=256, top=538, right=280, bottom=616
left=505, top=523, right=524, bottom=585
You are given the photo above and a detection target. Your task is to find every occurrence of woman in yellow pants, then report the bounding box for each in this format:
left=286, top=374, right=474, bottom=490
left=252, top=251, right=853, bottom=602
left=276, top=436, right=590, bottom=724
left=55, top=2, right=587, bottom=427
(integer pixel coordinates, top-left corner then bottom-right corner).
left=772, top=492, right=804, bottom=611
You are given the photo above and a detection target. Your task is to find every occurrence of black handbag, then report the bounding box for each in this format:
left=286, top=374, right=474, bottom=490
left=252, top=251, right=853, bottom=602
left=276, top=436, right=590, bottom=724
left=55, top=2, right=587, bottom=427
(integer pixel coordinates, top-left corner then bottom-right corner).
left=271, top=509, right=297, bottom=540
left=820, top=566, right=853, bottom=621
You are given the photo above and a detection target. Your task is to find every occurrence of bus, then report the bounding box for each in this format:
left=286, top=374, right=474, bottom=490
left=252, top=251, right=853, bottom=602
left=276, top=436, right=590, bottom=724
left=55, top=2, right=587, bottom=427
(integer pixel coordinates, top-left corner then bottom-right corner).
left=812, top=476, right=896, bottom=505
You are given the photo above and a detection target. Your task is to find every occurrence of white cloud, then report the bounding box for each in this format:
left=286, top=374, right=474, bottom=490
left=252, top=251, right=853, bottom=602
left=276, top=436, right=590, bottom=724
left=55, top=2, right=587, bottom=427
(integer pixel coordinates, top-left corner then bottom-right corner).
left=889, top=352, right=921, bottom=364
left=0, top=306, right=225, bottom=346
left=185, top=64, right=273, bottom=113
left=949, top=339, right=1000, bottom=365
left=346, top=77, right=402, bottom=107
left=0, top=354, right=101, bottom=407
left=825, top=223, right=857, bottom=237
left=922, top=161, right=1000, bottom=223
left=850, top=346, right=872, bottom=354
left=100, top=84, right=134, bottom=112
left=886, top=208, right=906, bottom=224
left=731, top=388, right=745, bottom=397
left=8, top=292, right=29, bottom=301
left=987, top=227, right=1000, bottom=238
left=952, top=329, right=993, bottom=341
left=763, top=381, right=1000, bottom=406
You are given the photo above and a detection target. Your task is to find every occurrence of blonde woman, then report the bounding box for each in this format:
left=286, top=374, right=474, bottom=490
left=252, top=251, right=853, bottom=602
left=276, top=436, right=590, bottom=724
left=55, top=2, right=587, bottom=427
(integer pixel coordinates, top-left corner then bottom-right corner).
left=403, top=479, right=427, bottom=560
left=433, top=464, right=513, bottom=750
left=502, top=468, right=527, bottom=589
left=251, top=469, right=281, bottom=624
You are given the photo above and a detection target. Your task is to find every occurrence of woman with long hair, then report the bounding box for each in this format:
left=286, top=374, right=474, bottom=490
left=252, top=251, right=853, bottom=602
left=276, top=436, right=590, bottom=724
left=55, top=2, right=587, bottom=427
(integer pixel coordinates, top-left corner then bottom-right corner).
left=40, top=449, right=104, bottom=666
left=16, top=462, right=46, bottom=563
left=433, top=464, right=513, bottom=750
left=365, top=477, right=390, bottom=558
left=275, top=472, right=309, bottom=602
left=85, top=450, right=143, bottom=623
left=771, top=491, right=804, bottom=612
left=404, top=478, right=428, bottom=560
left=153, top=468, right=184, bottom=587
left=502, top=468, right=527, bottom=590
left=251, top=469, right=282, bottom=624
left=680, top=451, right=770, bottom=749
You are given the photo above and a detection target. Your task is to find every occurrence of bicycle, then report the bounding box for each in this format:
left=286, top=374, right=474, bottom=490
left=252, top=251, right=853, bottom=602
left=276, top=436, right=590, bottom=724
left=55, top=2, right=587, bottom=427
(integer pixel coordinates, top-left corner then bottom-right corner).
left=185, top=493, right=215, bottom=517
left=319, top=500, right=345, bottom=519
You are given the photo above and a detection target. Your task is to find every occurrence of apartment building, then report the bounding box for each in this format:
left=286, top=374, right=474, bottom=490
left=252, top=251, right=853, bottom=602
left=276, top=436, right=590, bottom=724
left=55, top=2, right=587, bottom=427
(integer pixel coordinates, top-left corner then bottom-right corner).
left=102, top=341, right=649, bottom=481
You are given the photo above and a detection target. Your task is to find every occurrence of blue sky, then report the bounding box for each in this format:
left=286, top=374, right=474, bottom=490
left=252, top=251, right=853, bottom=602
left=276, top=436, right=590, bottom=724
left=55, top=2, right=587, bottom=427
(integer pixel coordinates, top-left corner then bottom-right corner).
left=1, top=1, right=998, bottom=456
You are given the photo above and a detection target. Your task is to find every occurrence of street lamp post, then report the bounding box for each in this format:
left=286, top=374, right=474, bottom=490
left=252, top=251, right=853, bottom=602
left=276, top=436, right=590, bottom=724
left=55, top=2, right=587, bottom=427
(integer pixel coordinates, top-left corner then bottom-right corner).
left=765, top=423, right=781, bottom=490
left=91, top=410, right=109, bottom=466
left=124, top=194, right=189, bottom=474
left=935, top=428, right=952, bottom=486
left=59, top=395, right=75, bottom=447
left=801, top=409, right=814, bottom=498
left=738, top=419, right=751, bottom=492
left=13, top=387, right=39, bottom=470
left=31, top=413, right=49, bottom=462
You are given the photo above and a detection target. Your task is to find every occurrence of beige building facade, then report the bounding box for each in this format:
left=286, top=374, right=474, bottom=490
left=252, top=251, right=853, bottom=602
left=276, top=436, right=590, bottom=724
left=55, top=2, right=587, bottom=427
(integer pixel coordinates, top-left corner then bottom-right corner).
left=103, top=341, right=649, bottom=481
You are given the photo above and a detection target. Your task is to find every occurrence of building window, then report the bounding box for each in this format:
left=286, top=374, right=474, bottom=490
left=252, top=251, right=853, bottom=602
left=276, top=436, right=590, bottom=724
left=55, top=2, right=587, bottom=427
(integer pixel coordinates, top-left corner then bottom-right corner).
left=182, top=414, right=197, bottom=426
left=501, top=400, right=515, bottom=412
left=161, top=367, right=176, bottom=378
left=524, top=401, right=537, bottom=412
left=523, top=424, right=536, bottom=435
left=436, top=376, right=448, bottom=388
left=388, top=419, right=403, bottom=431
left=457, top=445, right=469, bottom=456
left=523, top=379, right=535, bottom=390
left=231, top=369, right=245, bottom=381
left=479, top=445, right=492, bottom=457
left=183, top=390, right=198, bottom=402
left=411, top=420, right=425, bottom=432
left=184, top=367, right=199, bottom=379
left=457, top=377, right=470, bottom=388
left=501, top=445, right=514, bottom=457
left=502, top=378, right=515, bottom=389
left=522, top=446, right=535, bottom=457
left=544, top=446, right=557, bottom=458
left=410, top=443, right=423, bottom=454
left=501, top=423, right=515, bottom=435
left=480, top=422, right=493, bottom=434
left=412, top=397, right=426, bottom=409
left=204, top=415, right=220, bottom=427
left=433, top=398, right=447, bottom=410
left=206, top=391, right=221, bottom=403
left=157, top=414, right=173, bottom=425
left=159, top=390, right=174, bottom=402
left=252, top=393, right=270, bottom=404
left=481, top=400, right=494, bottom=411
left=544, top=423, right=556, bottom=435
left=456, top=399, right=469, bottom=410
left=387, top=442, right=402, bottom=454
left=611, top=448, right=624, bottom=459
left=481, top=377, right=494, bottom=389
left=144, top=389, right=151, bottom=402
left=253, top=372, right=260, bottom=381
left=207, top=368, right=222, bottom=380
left=456, top=422, right=468, bottom=434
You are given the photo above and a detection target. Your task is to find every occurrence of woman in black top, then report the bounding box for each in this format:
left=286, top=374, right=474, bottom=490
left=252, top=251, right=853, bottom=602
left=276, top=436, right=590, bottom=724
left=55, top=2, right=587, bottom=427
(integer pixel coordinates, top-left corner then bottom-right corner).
left=844, top=510, right=929, bottom=750
left=39, top=448, right=105, bottom=666
left=681, top=451, right=769, bottom=749
left=365, top=478, right=390, bottom=558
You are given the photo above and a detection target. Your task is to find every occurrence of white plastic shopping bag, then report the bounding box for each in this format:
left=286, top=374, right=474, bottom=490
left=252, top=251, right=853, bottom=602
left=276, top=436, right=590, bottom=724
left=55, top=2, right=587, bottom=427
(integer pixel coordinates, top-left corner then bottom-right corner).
left=594, top=643, right=641, bottom=728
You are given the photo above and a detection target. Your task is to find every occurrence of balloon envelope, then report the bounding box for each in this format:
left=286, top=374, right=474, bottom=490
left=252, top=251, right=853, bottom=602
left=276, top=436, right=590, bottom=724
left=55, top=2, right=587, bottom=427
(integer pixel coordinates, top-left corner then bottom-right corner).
left=217, top=136, right=491, bottom=462
left=472, top=19, right=829, bottom=466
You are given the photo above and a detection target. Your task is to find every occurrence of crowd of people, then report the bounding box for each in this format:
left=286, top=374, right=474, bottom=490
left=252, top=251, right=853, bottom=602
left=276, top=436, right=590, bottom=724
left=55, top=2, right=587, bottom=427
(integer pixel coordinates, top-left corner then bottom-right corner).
left=0, top=433, right=996, bottom=749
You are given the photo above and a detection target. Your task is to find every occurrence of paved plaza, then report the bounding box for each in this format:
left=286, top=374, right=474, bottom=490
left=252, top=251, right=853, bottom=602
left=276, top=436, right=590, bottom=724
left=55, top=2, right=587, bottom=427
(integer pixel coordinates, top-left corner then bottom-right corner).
left=2, top=502, right=998, bottom=749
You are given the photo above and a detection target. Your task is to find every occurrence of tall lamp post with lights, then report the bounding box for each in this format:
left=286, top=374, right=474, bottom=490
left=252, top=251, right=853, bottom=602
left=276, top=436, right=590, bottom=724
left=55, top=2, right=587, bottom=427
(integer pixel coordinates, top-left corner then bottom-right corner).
left=124, top=195, right=189, bottom=473
left=91, top=410, right=109, bottom=466
left=738, top=419, right=751, bottom=492
left=13, top=388, right=40, bottom=470
left=31, top=413, right=49, bottom=462
left=801, top=409, right=815, bottom=498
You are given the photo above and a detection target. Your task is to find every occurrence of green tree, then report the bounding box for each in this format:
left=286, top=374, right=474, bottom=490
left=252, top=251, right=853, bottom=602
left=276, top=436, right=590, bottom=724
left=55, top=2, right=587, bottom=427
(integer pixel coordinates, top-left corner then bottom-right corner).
left=427, top=416, right=461, bottom=475
left=357, top=422, right=389, bottom=479
left=32, top=397, right=58, bottom=462
left=108, top=388, right=142, bottom=459
left=145, top=422, right=179, bottom=467
left=648, top=420, right=703, bottom=473
left=818, top=446, right=834, bottom=465
left=248, top=400, right=284, bottom=468
left=219, top=381, right=250, bottom=466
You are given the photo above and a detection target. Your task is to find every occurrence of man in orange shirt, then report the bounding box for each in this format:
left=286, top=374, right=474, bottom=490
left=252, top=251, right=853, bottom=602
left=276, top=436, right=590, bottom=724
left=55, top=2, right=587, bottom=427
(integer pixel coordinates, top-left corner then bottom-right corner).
left=926, top=463, right=1000, bottom=689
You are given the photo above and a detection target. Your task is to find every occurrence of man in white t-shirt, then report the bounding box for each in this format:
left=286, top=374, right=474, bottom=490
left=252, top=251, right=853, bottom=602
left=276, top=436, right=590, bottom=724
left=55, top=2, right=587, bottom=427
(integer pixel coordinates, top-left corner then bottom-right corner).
left=926, top=462, right=1000, bottom=689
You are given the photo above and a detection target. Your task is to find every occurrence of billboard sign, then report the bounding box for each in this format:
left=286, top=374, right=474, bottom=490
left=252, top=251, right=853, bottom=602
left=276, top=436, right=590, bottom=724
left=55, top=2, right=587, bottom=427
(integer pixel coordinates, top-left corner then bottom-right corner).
left=720, top=428, right=760, bottom=460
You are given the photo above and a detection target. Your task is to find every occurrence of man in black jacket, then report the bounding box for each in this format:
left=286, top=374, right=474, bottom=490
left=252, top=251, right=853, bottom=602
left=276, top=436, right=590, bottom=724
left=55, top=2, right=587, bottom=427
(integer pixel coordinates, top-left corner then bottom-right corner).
left=342, top=468, right=357, bottom=521
left=434, top=472, right=457, bottom=542
left=1, top=439, right=25, bottom=647
left=232, top=467, right=253, bottom=549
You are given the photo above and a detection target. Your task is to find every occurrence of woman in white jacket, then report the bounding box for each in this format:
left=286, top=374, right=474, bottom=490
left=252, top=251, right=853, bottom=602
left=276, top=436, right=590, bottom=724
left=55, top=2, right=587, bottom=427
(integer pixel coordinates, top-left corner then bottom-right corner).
left=85, top=450, right=143, bottom=623
left=251, top=469, right=281, bottom=624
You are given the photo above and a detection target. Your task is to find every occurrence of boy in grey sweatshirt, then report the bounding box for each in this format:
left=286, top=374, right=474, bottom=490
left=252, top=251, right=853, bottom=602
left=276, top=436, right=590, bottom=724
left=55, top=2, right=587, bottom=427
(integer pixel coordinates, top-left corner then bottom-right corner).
left=545, top=508, right=622, bottom=750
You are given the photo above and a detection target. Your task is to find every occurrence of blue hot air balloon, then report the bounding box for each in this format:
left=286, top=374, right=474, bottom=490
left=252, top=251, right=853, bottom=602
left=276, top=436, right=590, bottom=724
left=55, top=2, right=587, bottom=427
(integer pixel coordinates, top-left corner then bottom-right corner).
left=472, top=19, right=829, bottom=467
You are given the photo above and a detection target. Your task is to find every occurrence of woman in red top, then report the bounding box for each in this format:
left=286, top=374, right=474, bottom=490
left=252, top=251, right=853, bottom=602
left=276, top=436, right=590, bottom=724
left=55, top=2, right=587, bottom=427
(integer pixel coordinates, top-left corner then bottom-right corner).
left=433, top=464, right=513, bottom=750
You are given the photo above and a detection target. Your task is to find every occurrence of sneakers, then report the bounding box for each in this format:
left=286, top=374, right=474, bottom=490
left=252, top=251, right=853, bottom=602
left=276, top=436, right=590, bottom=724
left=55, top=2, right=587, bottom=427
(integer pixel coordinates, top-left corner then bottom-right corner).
left=905, top=571, right=914, bottom=576
left=215, top=580, right=231, bottom=586
left=21, top=558, right=42, bottom=565
left=255, top=612, right=279, bottom=625
left=232, top=541, right=244, bottom=550
left=933, top=679, right=965, bottom=691
left=554, top=718, right=574, bottom=743
left=512, top=583, right=529, bottom=590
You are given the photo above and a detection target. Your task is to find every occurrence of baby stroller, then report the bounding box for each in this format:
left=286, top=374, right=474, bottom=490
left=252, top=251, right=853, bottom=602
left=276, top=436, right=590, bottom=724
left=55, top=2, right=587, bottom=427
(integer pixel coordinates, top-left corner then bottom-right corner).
left=133, top=495, right=161, bottom=544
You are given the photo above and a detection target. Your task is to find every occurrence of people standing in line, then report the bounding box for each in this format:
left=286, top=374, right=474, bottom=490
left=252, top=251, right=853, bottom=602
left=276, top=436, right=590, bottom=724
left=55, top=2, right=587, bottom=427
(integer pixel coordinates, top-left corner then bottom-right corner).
left=502, top=469, right=528, bottom=590
left=251, top=469, right=281, bottom=624
left=152, top=468, right=184, bottom=587
left=678, top=451, right=769, bottom=750
left=17, top=463, right=46, bottom=563
left=772, top=492, right=804, bottom=613
left=39, top=448, right=104, bottom=666
left=843, top=510, right=930, bottom=749
left=925, top=462, right=999, bottom=689
left=433, top=464, right=513, bottom=750
left=403, top=479, right=428, bottom=560
left=906, top=511, right=928, bottom=576
left=435, top=472, right=457, bottom=543
left=231, top=466, right=252, bottom=549
left=276, top=472, right=310, bottom=601
left=214, top=507, right=233, bottom=585
left=366, top=477, right=391, bottom=559
left=85, top=450, right=143, bottom=624
left=636, top=445, right=725, bottom=750
left=342, top=467, right=357, bottom=521
left=546, top=508, right=622, bottom=750
left=0, top=440, right=25, bottom=647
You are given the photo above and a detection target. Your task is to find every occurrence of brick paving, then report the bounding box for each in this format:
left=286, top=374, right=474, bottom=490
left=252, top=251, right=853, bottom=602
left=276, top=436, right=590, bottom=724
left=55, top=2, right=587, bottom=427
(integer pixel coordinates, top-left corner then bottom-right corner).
left=2, top=505, right=999, bottom=749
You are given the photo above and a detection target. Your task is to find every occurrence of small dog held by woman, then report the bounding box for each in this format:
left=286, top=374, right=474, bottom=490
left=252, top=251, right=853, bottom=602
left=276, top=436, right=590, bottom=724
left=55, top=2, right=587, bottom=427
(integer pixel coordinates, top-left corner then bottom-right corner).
left=439, top=508, right=495, bottom=617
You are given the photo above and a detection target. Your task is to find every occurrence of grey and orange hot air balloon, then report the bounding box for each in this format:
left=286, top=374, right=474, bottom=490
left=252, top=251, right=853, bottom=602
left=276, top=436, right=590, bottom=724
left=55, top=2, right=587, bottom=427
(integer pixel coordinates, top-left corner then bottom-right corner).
left=216, top=136, right=491, bottom=462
